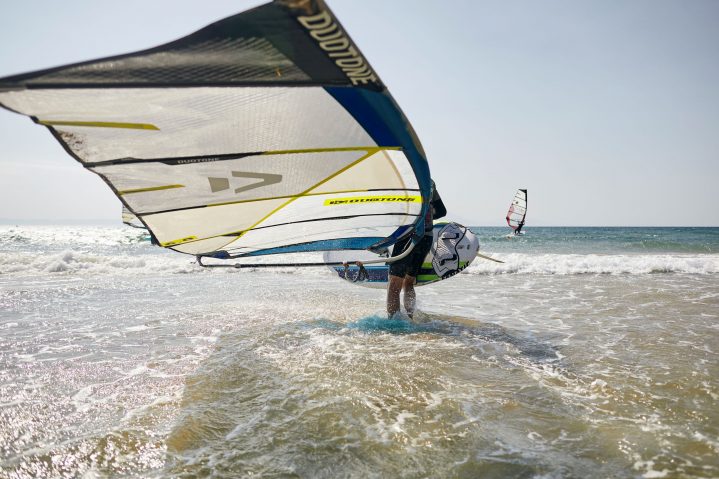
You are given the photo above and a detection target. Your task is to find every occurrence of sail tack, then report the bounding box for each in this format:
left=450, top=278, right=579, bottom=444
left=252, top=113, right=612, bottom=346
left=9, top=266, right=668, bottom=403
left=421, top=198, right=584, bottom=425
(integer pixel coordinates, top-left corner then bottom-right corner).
left=0, top=0, right=431, bottom=259
left=506, top=189, right=528, bottom=234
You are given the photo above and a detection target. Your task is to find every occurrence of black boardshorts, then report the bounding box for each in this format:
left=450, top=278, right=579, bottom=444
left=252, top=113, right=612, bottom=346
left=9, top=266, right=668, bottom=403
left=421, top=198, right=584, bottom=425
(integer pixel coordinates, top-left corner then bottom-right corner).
left=388, top=234, right=433, bottom=278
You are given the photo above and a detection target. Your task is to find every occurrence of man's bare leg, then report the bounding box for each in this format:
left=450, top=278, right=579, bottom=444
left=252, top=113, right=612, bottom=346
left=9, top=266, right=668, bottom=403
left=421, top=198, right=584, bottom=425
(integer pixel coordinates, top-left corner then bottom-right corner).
left=387, top=275, right=404, bottom=317
left=402, top=275, right=417, bottom=318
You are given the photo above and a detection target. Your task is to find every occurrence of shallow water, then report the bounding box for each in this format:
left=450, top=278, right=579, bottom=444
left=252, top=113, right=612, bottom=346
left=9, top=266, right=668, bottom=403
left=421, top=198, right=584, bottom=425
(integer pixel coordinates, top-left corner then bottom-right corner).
left=1, top=225, right=718, bottom=478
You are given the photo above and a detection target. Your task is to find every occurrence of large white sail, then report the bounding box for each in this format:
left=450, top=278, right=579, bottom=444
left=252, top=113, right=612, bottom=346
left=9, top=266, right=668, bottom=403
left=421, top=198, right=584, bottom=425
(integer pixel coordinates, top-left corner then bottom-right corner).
left=0, top=0, right=432, bottom=261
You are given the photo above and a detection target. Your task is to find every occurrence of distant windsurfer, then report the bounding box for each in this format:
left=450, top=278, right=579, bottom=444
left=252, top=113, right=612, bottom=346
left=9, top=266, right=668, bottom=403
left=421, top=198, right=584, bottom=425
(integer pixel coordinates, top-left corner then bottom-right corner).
left=387, top=180, right=446, bottom=319
left=506, top=189, right=527, bottom=236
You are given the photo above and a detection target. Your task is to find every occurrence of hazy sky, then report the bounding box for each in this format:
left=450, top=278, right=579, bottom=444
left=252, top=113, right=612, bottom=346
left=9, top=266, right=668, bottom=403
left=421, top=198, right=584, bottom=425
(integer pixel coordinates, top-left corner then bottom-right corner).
left=1, top=0, right=717, bottom=226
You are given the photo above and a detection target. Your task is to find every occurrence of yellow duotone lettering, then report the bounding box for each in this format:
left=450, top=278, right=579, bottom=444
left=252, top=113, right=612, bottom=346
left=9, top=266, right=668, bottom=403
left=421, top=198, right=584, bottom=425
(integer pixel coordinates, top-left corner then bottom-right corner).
left=310, top=24, right=341, bottom=41
left=298, top=10, right=332, bottom=29
left=336, top=57, right=365, bottom=69
left=351, top=75, right=378, bottom=85
left=324, top=195, right=421, bottom=206
left=297, top=9, right=379, bottom=87
left=328, top=45, right=358, bottom=58
left=320, top=37, right=350, bottom=52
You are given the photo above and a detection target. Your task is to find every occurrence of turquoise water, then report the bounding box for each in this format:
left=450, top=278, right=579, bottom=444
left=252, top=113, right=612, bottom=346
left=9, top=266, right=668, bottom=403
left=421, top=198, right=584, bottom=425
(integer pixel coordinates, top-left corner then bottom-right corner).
left=472, top=226, right=719, bottom=254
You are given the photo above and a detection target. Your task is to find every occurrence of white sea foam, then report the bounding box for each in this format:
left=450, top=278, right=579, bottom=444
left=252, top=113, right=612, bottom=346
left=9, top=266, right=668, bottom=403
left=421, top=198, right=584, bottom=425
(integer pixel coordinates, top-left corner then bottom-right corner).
left=0, top=224, right=148, bottom=248
left=2, top=249, right=717, bottom=277
left=0, top=249, right=199, bottom=276
left=2, top=225, right=717, bottom=277
left=2, top=224, right=716, bottom=479
left=467, top=253, right=719, bottom=275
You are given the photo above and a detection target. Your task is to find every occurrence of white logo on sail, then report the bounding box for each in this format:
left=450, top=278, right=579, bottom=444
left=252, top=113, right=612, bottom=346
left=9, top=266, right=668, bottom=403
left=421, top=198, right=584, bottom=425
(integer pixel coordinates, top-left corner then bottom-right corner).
left=208, top=171, right=282, bottom=194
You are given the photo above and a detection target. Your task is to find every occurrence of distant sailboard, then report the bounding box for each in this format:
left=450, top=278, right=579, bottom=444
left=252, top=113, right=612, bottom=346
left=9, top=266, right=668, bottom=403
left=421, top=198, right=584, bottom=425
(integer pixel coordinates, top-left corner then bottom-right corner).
left=506, top=189, right=528, bottom=236
left=0, top=0, right=432, bottom=268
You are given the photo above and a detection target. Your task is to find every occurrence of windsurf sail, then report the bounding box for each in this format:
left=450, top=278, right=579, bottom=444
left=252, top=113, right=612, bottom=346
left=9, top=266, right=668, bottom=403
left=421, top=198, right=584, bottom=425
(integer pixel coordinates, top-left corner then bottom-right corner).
left=0, top=0, right=431, bottom=262
left=506, top=189, right=527, bottom=234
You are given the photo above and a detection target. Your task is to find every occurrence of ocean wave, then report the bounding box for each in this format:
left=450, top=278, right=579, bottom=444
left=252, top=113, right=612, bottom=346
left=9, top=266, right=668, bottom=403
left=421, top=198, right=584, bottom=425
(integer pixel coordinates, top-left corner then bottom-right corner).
left=2, top=249, right=717, bottom=277
left=0, top=249, right=334, bottom=277
left=0, top=225, right=149, bottom=249
left=0, top=250, right=199, bottom=276
left=472, top=227, right=719, bottom=254
left=467, top=253, right=719, bottom=275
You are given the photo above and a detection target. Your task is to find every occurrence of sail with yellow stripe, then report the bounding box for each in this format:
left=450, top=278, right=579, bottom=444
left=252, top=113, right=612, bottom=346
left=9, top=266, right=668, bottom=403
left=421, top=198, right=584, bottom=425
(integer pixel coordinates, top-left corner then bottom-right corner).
left=0, top=0, right=430, bottom=261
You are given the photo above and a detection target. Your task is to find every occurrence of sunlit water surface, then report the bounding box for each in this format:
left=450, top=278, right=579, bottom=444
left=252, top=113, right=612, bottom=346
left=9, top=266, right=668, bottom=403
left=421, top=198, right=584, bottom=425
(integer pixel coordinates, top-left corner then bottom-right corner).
left=1, top=225, right=718, bottom=478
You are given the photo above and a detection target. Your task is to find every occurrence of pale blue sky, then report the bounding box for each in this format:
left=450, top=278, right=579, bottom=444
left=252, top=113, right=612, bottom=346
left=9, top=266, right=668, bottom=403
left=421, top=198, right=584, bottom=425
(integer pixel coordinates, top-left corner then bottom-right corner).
left=1, top=0, right=717, bottom=226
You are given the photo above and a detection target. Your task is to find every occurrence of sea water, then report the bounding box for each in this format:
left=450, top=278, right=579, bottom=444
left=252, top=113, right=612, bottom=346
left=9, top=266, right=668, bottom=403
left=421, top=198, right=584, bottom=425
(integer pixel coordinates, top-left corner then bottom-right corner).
left=1, top=225, right=717, bottom=478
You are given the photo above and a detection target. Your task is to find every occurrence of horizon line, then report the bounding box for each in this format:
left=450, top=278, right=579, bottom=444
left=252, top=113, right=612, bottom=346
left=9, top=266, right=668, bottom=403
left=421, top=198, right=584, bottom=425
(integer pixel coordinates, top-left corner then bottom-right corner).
left=1, top=219, right=717, bottom=228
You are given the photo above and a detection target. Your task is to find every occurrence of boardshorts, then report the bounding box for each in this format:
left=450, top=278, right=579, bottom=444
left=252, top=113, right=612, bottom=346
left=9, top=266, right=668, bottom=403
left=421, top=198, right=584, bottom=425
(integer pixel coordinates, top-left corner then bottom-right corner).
left=388, top=235, right=434, bottom=278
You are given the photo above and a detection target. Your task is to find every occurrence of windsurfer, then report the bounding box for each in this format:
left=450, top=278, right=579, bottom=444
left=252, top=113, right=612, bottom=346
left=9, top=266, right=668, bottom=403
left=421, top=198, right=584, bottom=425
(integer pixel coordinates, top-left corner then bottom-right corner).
left=387, top=181, right=446, bottom=319
left=506, top=189, right=527, bottom=235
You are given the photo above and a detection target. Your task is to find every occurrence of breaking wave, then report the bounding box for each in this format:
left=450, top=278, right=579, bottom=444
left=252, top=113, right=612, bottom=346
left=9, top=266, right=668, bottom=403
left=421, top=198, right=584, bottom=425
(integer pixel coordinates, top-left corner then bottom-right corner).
left=467, top=252, right=719, bottom=275
left=2, top=249, right=717, bottom=277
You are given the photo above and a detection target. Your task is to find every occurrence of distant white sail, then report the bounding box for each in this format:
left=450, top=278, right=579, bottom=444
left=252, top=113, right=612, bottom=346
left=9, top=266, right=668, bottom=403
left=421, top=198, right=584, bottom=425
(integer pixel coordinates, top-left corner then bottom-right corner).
left=506, top=189, right=527, bottom=234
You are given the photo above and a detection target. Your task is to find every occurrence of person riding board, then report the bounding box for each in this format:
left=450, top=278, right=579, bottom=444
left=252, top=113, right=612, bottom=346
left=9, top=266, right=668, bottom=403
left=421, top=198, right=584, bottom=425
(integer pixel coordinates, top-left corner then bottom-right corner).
left=387, top=180, right=446, bottom=318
